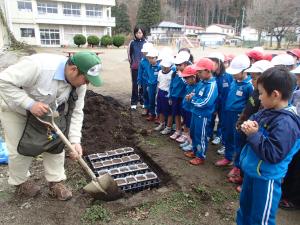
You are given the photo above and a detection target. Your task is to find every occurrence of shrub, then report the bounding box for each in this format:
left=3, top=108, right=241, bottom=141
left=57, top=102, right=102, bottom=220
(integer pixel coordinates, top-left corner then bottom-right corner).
left=87, top=35, right=100, bottom=47
left=112, top=35, right=125, bottom=48
left=100, top=35, right=113, bottom=47
left=73, top=34, right=86, bottom=47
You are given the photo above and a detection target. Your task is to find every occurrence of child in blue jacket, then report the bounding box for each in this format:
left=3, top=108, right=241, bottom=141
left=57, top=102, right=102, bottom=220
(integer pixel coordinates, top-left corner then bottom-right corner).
left=146, top=48, right=160, bottom=121
left=184, top=58, right=218, bottom=165
left=137, top=42, right=153, bottom=116
left=237, top=67, right=300, bottom=225
left=215, top=55, right=253, bottom=173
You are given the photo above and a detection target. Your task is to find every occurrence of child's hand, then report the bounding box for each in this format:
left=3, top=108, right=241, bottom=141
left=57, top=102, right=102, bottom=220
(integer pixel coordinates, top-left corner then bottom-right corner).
left=168, top=99, right=172, bottom=105
left=241, top=120, right=259, bottom=136
left=185, top=93, right=195, bottom=101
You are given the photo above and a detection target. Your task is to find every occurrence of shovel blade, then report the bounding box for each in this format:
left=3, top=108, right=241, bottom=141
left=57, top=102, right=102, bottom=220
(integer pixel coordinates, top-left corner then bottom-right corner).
left=83, top=173, right=123, bottom=201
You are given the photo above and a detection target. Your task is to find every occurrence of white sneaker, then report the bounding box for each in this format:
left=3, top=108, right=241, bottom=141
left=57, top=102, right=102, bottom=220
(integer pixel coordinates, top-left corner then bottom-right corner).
left=217, top=146, right=225, bottom=155
left=182, top=144, right=193, bottom=152
left=180, top=141, right=189, bottom=148
left=154, top=123, right=165, bottom=131
left=161, top=127, right=172, bottom=135
left=212, top=136, right=221, bottom=145
left=130, top=105, right=137, bottom=110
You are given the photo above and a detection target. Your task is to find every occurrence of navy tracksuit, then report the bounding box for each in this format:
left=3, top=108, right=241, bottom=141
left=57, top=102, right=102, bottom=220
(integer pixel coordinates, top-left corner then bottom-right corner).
left=237, top=108, right=300, bottom=225
left=207, top=72, right=233, bottom=141
left=137, top=57, right=150, bottom=109
left=146, top=62, right=160, bottom=116
left=169, top=72, right=187, bottom=116
left=190, top=77, right=218, bottom=159
left=182, top=83, right=197, bottom=128
left=224, top=76, right=253, bottom=167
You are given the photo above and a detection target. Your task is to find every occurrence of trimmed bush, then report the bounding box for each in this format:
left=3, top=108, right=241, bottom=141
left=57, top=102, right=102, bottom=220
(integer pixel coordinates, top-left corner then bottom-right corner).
left=112, top=35, right=125, bottom=48
left=87, top=35, right=100, bottom=47
left=100, top=35, right=113, bottom=47
left=73, top=34, right=86, bottom=47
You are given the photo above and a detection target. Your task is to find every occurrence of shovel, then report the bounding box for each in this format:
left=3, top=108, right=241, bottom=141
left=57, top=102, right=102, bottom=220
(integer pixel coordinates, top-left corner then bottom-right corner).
left=35, top=108, right=123, bottom=201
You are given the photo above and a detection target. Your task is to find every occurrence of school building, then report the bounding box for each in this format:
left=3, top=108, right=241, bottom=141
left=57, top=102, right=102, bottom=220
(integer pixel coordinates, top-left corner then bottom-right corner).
left=0, top=0, right=115, bottom=47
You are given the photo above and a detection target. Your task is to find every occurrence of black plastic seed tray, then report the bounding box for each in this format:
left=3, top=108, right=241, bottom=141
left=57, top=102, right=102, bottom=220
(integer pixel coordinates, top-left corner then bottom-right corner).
left=86, top=147, right=135, bottom=163
left=96, top=163, right=151, bottom=178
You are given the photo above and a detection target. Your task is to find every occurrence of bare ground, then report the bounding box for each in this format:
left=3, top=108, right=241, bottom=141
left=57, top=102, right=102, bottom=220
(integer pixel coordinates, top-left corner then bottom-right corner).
left=0, top=46, right=299, bottom=225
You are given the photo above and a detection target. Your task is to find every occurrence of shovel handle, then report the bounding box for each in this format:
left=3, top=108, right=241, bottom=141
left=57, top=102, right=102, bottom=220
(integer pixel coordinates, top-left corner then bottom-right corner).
left=35, top=109, right=97, bottom=180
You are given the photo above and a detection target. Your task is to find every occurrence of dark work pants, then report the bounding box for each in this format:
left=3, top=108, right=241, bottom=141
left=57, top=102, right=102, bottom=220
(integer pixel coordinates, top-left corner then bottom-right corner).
left=130, top=69, right=143, bottom=105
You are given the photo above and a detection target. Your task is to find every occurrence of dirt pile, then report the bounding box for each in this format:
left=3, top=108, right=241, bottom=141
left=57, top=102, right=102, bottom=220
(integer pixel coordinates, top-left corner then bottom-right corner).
left=82, top=91, right=136, bottom=154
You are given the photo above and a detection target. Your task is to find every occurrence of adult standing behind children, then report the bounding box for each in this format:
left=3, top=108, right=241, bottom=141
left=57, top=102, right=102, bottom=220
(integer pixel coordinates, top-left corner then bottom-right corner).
left=0, top=52, right=102, bottom=200
left=128, top=26, right=147, bottom=110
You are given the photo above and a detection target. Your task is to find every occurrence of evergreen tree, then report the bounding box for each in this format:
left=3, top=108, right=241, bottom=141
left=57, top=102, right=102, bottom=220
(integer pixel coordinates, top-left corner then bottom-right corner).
left=136, top=0, right=161, bottom=34
left=112, top=3, right=131, bottom=35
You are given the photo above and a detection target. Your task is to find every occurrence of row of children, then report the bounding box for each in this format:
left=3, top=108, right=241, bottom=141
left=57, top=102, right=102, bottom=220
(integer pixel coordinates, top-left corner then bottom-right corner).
left=136, top=43, right=300, bottom=224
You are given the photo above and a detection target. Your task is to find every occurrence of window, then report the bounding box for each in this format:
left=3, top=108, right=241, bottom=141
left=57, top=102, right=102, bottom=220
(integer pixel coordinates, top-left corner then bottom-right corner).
left=63, top=3, right=81, bottom=16
left=86, top=4, right=102, bottom=17
left=20, top=28, right=35, bottom=37
left=37, top=2, right=58, bottom=14
left=17, top=1, right=32, bottom=12
left=40, top=28, right=60, bottom=45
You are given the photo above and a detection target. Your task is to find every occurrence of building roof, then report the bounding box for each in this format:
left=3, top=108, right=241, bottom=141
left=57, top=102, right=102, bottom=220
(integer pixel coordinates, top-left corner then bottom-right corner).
left=184, top=25, right=205, bottom=30
left=152, top=21, right=183, bottom=28
left=209, top=24, right=234, bottom=29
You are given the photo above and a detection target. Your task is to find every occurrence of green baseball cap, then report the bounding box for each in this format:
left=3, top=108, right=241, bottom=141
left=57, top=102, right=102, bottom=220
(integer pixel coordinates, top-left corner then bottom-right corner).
left=71, top=52, right=102, bottom=87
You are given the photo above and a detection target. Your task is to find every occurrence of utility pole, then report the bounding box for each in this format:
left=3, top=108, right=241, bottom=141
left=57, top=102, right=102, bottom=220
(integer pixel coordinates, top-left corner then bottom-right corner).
left=240, top=6, right=246, bottom=36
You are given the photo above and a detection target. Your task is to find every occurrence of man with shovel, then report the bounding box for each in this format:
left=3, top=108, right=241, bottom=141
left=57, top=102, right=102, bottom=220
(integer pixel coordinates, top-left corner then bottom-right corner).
left=0, top=51, right=101, bottom=200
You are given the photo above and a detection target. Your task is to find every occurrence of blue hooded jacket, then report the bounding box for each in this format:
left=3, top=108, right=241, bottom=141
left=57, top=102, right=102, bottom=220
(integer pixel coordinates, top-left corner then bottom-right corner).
left=169, top=72, right=187, bottom=98
left=128, top=38, right=146, bottom=70
left=225, top=76, right=253, bottom=112
left=240, top=108, right=300, bottom=180
left=191, top=77, right=218, bottom=117
left=182, top=83, right=197, bottom=112
left=147, top=62, right=160, bottom=85
left=137, top=57, right=150, bottom=85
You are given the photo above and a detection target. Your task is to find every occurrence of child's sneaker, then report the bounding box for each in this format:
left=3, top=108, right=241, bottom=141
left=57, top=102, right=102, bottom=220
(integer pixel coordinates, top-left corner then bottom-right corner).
left=215, top=158, right=233, bottom=167
left=154, top=123, right=165, bottom=131
left=228, top=175, right=243, bottom=185
left=161, top=127, right=172, bottom=135
left=184, top=151, right=195, bottom=158
left=154, top=117, right=160, bottom=124
left=180, top=141, right=189, bottom=148
left=227, top=167, right=240, bottom=178
left=182, top=144, right=193, bottom=152
left=130, top=105, right=137, bottom=110
left=217, top=146, right=225, bottom=155
left=170, top=131, right=181, bottom=140
left=141, top=109, right=148, bottom=116
left=176, top=134, right=187, bottom=143
left=212, top=136, right=221, bottom=145
left=189, top=157, right=205, bottom=165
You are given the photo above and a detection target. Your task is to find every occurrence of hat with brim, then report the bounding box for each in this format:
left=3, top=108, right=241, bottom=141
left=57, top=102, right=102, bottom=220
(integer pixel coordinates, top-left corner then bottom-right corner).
left=181, top=65, right=197, bottom=77
left=226, top=54, right=250, bottom=75
left=71, top=52, right=102, bottom=87
left=191, top=58, right=214, bottom=71
left=291, top=65, right=300, bottom=74
left=244, top=60, right=273, bottom=73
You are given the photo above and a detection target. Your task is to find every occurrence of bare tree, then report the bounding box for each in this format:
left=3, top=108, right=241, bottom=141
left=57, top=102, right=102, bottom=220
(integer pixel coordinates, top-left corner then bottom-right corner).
left=247, top=0, right=300, bottom=49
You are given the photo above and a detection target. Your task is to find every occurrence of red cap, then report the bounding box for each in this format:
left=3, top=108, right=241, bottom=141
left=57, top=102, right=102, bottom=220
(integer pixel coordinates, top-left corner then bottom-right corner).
left=224, top=54, right=235, bottom=62
left=246, top=50, right=264, bottom=61
left=263, top=53, right=273, bottom=61
left=192, top=58, right=214, bottom=71
left=181, top=65, right=198, bottom=77
left=287, top=49, right=300, bottom=59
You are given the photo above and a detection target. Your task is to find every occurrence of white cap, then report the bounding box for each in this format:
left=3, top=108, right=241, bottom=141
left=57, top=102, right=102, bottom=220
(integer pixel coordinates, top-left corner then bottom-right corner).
left=226, top=54, right=251, bottom=75
left=158, top=47, right=174, bottom=61
left=208, top=52, right=225, bottom=62
left=252, top=46, right=264, bottom=53
left=291, top=65, right=300, bottom=74
left=271, top=54, right=295, bottom=66
left=174, top=51, right=190, bottom=64
left=146, top=48, right=159, bottom=57
left=244, top=60, right=273, bottom=73
left=160, top=56, right=174, bottom=68
left=141, top=42, right=154, bottom=53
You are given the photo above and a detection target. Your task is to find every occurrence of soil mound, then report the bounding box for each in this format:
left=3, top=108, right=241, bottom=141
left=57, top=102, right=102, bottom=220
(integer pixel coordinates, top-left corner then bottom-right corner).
left=82, top=91, right=136, bottom=154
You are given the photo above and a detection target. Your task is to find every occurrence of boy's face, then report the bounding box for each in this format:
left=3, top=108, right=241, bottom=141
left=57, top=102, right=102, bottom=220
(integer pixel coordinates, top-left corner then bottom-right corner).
left=198, top=70, right=212, bottom=80
left=176, top=63, right=186, bottom=72
left=143, top=52, right=147, bottom=57
left=148, top=56, right=157, bottom=65
left=233, top=72, right=246, bottom=81
left=250, top=73, right=260, bottom=88
left=184, top=75, right=196, bottom=85
left=161, top=66, right=171, bottom=73
left=258, top=83, right=281, bottom=109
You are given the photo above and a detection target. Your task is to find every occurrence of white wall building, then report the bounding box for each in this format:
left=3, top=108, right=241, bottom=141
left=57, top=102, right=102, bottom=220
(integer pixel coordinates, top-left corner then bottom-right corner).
left=206, top=24, right=235, bottom=37
left=241, top=26, right=268, bottom=41
left=1, top=0, right=115, bottom=47
left=150, top=21, right=183, bottom=39
left=184, top=25, right=204, bottom=36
